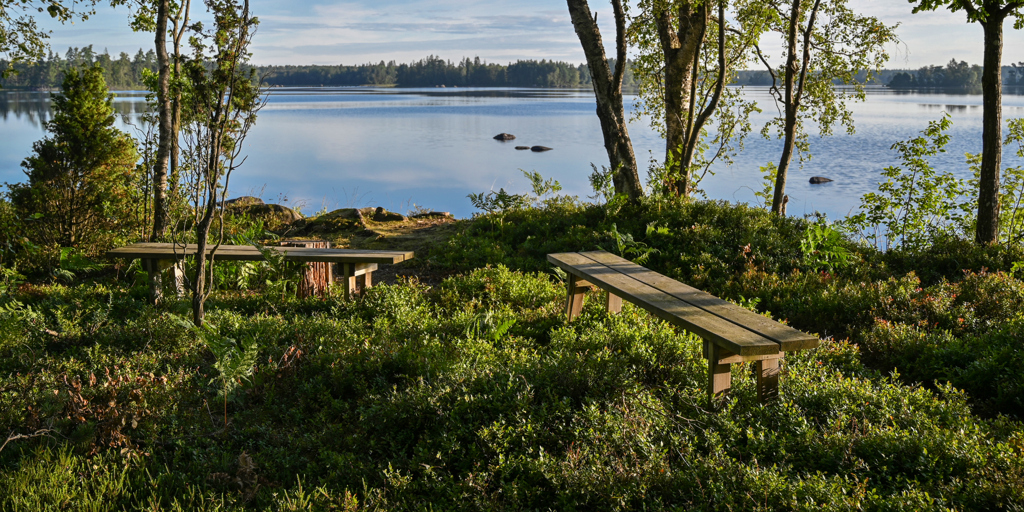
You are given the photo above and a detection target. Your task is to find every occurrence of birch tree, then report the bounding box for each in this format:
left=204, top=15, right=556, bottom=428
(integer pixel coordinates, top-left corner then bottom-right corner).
left=756, top=0, right=897, bottom=214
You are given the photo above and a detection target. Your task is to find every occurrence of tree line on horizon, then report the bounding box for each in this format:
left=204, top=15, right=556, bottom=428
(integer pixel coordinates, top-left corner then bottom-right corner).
left=10, top=47, right=1024, bottom=92
left=887, top=59, right=1024, bottom=90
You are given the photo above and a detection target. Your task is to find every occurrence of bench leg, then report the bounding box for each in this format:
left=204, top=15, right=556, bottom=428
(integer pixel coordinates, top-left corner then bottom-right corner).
left=606, top=292, right=622, bottom=314
left=564, top=275, right=588, bottom=320
left=144, top=259, right=185, bottom=306
left=361, top=271, right=372, bottom=290
left=706, top=341, right=732, bottom=405
left=339, top=263, right=356, bottom=300
left=755, top=357, right=782, bottom=403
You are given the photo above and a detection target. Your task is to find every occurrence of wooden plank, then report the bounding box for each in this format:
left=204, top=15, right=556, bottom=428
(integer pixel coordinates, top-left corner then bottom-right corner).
left=548, top=252, right=779, bottom=357
left=107, top=243, right=412, bottom=264
left=579, top=251, right=818, bottom=352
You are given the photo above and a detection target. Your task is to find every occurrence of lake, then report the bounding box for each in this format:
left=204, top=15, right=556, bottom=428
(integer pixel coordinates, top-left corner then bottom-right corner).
left=3, top=86, right=1024, bottom=221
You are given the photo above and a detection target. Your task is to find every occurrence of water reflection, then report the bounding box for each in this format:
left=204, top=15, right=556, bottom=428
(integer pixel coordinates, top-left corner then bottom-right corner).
left=0, top=90, right=150, bottom=129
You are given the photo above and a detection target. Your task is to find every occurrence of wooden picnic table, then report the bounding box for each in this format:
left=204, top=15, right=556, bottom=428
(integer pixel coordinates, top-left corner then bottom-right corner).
left=108, top=242, right=413, bottom=301
left=547, top=250, right=818, bottom=404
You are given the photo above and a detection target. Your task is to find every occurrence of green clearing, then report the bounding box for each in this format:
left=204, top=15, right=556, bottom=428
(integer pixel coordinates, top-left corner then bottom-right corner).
left=1, top=197, right=1023, bottom=510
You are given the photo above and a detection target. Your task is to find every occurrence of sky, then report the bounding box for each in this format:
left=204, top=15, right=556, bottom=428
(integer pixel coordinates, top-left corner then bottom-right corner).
left=36, top=0, right=1024, bottom=69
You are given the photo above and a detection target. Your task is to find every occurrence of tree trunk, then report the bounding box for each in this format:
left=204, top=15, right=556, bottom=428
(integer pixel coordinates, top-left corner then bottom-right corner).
left=977, top=16, right=1004, bottom=244
left=657, top=2, right=707, bottom=196
left=152, top=0, right=172, bottom=239
left=772, top=0, right=802, bottom=215
left=566, top=0, right=643, bottom=200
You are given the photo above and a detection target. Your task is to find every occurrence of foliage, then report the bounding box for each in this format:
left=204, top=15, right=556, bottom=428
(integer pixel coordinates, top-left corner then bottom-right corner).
left=172, top=0, right=264, bottom=326
left=0, top=0, right=84, bottom=80
left=605, top=223, right=661, bottom=265
left=845, top=115, right=971, bottom=249
left=627, top=0, right=763, bottom=197
left=758, top=0, right=899, bottom=212
left=887, top=58, right=984, bottom=91
left=6, top=65, right=141, bottom=253
left=1, top=257, right=1023, bottom=508
left=800, top=220, right=854, bottom=272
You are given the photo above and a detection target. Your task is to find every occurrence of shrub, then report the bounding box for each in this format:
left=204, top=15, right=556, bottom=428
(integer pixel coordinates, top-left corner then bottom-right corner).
left=6, top=65, right=141, bottom=255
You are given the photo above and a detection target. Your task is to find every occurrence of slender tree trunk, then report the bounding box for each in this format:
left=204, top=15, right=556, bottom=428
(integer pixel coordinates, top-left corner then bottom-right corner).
left=152, top=0, right=172, bottom=239
left=168, top=0, right=191, bottom=194
left=977, top=16, right=1004, bottom=244
left=772, top=0, right=802, bottom=215
left=657, top=2, right=706, bottom=196
left=566, top=0, right=643, bottom=200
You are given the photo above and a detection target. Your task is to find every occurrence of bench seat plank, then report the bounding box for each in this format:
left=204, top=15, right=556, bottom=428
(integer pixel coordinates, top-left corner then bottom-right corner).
left=579, top=251, right=818, bottom=352
left=548, top=252, right=779, bottom=357
left=108, top=243, right=412, bottom=265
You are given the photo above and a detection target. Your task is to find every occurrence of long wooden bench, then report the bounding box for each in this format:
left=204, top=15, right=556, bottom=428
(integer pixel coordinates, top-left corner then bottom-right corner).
left=108, top=242, right=413, bottom=302
left=547, top=250, right=818, bottom=404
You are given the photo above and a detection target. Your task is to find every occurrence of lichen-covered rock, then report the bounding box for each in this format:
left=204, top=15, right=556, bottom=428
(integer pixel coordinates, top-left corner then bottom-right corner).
left=221, top=196, right=264, bottom=207
left=229, top=203, right=302, bottom=228
left=372, top=207, right=407, bottom=222
left=300, top=208, right=366, bottom=233
left=493, top=133, right=516, bottom=141
left=411, top=211, right=453, bottom=219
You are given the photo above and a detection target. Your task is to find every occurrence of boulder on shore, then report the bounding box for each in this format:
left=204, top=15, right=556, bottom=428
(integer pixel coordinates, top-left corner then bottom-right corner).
left=219, top=196, right=264, bottom=207
left=809, top=176, right=833, bottom=184
left=531, top=146, right=553, bottom=152
left=493, top=133, right=516, bottom=141
left=371, top=206, right=407, bottom=222
left=229, top=203, right=303, bottom=227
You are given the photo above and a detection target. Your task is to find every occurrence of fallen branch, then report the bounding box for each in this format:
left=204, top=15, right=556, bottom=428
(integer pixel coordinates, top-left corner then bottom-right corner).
left=0, top=429, right=54, bottom=454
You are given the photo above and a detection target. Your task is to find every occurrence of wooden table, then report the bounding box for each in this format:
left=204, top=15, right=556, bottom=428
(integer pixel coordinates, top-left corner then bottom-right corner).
left=108, top=242, right=413, bottom=301
left=547, top=250, right=818, bottom=404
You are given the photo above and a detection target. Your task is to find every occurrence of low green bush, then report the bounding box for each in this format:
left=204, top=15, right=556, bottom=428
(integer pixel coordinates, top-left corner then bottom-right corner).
left=1, top=269, right=1022, bottom=509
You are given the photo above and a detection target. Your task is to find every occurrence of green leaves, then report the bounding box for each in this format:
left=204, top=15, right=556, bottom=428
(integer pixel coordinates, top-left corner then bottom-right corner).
left=845, top=115, right=971, bottom=250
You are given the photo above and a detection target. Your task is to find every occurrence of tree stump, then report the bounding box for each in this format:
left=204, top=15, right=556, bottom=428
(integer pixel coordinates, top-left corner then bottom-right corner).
left=279, top=240, right=332, bottom=299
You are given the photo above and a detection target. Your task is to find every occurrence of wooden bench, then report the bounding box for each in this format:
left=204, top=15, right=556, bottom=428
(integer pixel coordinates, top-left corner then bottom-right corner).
left=108, top=242, right=413, bottom=302
left=547, top=250, right=818, bottom=404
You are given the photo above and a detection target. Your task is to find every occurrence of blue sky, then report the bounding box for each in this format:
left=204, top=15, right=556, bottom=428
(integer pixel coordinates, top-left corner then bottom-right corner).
left=38, top=0, right=1024, bottom=69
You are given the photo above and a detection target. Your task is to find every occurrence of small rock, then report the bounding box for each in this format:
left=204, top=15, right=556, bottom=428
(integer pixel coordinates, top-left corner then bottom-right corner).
left=809, top=176, right=833, bottom=184
left=493, top=133, right=516, bottom=141
left=531, top=146, right=553, bottom=152
left=514, top=146, right=530, bottom=150
left=372, top=206, right=407, bottom=222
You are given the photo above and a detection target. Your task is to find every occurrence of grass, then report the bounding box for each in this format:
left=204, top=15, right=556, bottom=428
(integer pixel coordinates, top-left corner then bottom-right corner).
left=1, top=197, right=1023, bottom=510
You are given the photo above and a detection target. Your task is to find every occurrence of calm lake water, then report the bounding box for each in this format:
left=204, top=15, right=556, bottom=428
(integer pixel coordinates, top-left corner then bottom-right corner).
left=3, top=86, right=1024, bottom=221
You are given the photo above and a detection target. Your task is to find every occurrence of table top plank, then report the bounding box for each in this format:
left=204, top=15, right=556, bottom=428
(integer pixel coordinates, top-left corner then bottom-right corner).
left=548, top=252, right=779, bottom=357
left=108, top=243, right=413, bottom=264
left=578, top=251, right=819, bottom=352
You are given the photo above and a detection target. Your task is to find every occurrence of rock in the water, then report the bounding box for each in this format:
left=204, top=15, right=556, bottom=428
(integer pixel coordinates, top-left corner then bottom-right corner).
left=493, top=133, right=516, bottom=141
left=809, top=176, right=833, bottom=184
left=531, top=146, right=553, bottom=152
left=372, top=206, right=407, bottom=222
left=515, top=146, right=530, bottom=150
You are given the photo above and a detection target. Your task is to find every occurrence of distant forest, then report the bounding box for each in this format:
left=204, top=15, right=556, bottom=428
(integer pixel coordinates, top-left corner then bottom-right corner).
left=0, top=48, right=632, bottom=90
left=2, top=46, right=1023, bottom=92
left=887, top=59, right=1024, bottom=90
